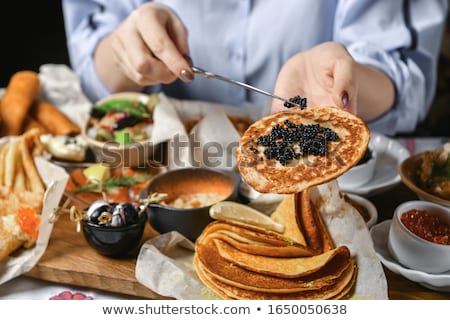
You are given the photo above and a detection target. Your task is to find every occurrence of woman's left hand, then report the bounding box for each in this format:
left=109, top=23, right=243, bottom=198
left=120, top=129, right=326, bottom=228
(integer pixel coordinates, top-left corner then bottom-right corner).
left=272, top=42, right=357, bottom=114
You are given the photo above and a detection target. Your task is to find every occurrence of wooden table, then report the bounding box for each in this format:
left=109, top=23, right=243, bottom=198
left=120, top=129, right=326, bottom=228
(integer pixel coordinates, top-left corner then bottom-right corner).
left=24, top=182, right=450, bottom=300
left=25, top=212, right=167, bottom=299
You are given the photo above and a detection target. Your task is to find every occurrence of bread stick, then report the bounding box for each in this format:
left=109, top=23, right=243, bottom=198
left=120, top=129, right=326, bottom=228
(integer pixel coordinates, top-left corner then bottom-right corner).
left=20, top=129, right=45, bottom=194
left=0, top=71, right=40, bottom=136
left=30, top=100, right=80, bottom=135
left=23, top=116, right=49, bottom=134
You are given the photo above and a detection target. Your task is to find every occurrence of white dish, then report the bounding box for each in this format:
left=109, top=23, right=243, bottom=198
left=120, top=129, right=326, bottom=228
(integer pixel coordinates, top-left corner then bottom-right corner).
left=370, top=220, right=450, bottom=292
left=338, top=132, right=410, bottom=197
left=346, top=193, right=378, bottom=228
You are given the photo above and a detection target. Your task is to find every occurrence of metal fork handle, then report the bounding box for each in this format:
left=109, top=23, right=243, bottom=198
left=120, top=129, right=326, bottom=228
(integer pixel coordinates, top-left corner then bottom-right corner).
left=191, top=66, right=303, bottom=108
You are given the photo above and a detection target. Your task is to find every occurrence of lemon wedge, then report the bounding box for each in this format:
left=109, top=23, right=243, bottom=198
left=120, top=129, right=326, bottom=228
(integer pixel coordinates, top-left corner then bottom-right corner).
left=209, top=201, right=285, bottom=233
left=83, top=163, right=111, bottom=182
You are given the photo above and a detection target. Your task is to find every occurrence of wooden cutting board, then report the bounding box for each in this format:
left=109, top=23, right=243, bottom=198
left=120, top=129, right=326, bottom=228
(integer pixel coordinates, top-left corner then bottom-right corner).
left=24, top=185, right=450, bottom=300
left=25, top=212, right=168, bottom=299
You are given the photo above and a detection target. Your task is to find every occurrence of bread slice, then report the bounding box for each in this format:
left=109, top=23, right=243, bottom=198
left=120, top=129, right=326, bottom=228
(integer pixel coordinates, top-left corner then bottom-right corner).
left=237, top=107, right=370, bottom=194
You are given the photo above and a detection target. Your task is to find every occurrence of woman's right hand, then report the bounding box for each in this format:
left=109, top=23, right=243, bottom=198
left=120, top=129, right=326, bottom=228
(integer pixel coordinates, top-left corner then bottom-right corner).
left=95, top=3, right=194, bottom=92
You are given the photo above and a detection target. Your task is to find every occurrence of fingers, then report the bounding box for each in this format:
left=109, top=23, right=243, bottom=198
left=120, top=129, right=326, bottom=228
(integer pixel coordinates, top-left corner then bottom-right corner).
left=272, top=43, right=359, bottom=115
left=331, top=58, right=357, bottom=114
left=271, top=56, right=307, bottom=113
left=135, top=5, right=194, bottom=82
left=110, top=3, right=193, bottom=87
left=113, top=31, right=176, bottom=85
left=141, top=24, right=193, bottom=83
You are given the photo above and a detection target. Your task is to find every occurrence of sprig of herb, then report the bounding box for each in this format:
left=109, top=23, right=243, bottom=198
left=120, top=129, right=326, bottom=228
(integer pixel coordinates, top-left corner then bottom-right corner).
left=432, top=157, right=450, bottom=180
left=76, top=174, right=151, bottom=193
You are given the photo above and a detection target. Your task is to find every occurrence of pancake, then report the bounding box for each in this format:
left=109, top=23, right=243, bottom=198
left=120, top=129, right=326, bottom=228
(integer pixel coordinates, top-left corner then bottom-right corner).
left=270, top=194, right=307, bottom=245
left=236, top=107, right=370, bottom=194
left=207, top=230, right=315, bottom=257
left=195, top=239, right=352, bottom=294
left=214, top=239, right=350, bottom=278
left=199, top=220, right=318, bottom=257
left=193, top=177, right=358, bottom=299
left=297, top=189, right=335, bottom=252
left=195, top=255, right=357, bottom=300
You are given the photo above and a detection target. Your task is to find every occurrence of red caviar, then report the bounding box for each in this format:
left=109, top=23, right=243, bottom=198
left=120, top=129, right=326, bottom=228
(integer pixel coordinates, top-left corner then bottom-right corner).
left=400, top=209, right=450, bottom=245
left=17, top=207, right=40, bottom=240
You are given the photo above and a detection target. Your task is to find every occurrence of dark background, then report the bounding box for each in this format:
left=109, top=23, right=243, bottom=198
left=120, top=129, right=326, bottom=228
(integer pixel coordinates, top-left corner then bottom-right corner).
left=1, top=2, right=70, bottom=87
left=1, top=3, right=449, bottom=136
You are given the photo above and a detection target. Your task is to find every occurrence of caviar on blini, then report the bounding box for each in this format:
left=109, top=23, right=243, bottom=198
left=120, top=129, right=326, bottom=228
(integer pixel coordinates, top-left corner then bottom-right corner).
left=284, top=95, right=307, bottom=110
left=254, top=119, right=339, bottom=166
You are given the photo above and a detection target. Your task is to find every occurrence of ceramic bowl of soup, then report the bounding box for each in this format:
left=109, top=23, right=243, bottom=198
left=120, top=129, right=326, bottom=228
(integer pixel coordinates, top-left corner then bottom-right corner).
left=142, top=167, right=237, bottom=241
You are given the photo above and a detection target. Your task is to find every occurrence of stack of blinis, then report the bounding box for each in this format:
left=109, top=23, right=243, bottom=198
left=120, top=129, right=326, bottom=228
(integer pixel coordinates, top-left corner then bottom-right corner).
left=194, top=192, right=357, bottom=299
left=194, top=106, right=370, bottom=299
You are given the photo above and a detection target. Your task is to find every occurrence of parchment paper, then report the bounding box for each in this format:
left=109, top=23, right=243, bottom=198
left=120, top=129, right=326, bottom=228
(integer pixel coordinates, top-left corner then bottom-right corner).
left=38, top=64, right=92, bottom=129
left=135, top=180, right=389, bottom=300
left=151, top=93, right=263, bottom=170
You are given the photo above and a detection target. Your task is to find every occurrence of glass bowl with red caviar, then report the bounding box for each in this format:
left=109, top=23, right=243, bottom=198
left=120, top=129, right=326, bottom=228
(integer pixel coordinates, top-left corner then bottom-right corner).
left=388, top=200, right=450, bottom=273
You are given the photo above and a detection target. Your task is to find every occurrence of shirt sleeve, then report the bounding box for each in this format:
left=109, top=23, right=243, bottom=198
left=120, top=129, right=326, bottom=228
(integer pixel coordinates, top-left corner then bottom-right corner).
left=62, top=0, right=143, bottom=102
left=334, top=0, right=448, bottom=135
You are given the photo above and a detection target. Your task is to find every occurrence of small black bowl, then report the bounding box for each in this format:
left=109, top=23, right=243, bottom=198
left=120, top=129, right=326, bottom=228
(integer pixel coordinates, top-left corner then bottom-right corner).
left=82, top=213, right=147, bottom=257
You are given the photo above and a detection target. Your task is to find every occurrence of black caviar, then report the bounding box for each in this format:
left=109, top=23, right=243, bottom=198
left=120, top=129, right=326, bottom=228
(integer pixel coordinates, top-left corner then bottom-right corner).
left=254, top=119, right=339, bottom=165
left=284, top=95, right=307, bottom=109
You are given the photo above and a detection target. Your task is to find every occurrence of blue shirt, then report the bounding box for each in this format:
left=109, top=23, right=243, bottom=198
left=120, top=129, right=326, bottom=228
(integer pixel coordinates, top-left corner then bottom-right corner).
left=62, top=0, right=448, bottom=135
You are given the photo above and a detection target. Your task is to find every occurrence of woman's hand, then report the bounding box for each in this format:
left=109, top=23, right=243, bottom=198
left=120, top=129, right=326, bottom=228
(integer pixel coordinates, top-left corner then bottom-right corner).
left=272, top=41, right=395, bottom=121
left=95, top=3, right=194, bottom=93
left=272, top=42, right=357, bottom=114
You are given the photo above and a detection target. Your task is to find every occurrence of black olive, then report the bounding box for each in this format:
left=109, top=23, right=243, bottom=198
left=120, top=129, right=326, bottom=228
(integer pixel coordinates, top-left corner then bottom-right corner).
left=114, top=116, right=141, bottom=130
left=86, top=200, right=113, bottom=224
left=111, top=202, right=139, bottom=226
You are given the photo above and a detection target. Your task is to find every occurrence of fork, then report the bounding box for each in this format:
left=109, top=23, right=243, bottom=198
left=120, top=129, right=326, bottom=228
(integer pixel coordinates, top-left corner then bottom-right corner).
left=191, top=66, right=304, bottom=108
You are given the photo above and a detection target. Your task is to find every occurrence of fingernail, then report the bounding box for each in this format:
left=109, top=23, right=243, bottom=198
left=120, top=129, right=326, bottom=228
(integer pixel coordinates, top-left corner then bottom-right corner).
left=180, top=69, right=194, bottom=82
left=341, top=91, right=349, bottom=108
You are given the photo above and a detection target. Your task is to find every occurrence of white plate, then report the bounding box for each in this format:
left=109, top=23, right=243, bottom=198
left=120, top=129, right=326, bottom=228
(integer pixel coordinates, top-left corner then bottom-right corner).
left=346, top=194, right=378, bottom=228
left=370, top=220, right=450, bottom=292
left=338, top=132, right=410, bottom=197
